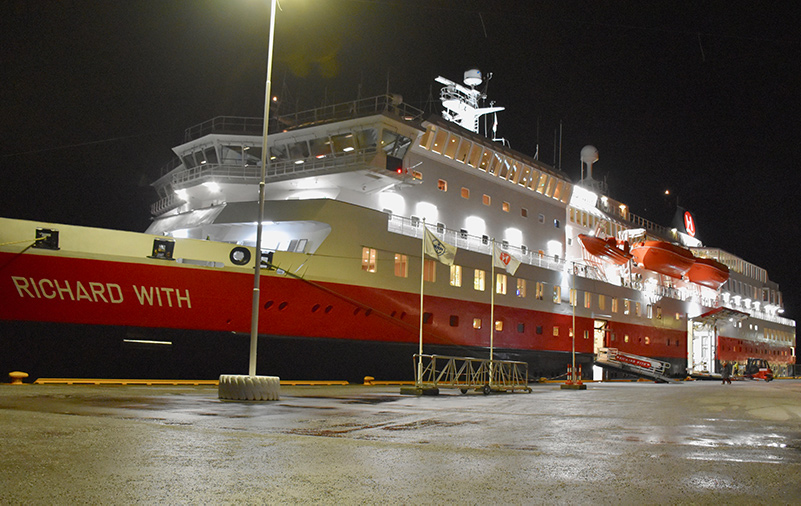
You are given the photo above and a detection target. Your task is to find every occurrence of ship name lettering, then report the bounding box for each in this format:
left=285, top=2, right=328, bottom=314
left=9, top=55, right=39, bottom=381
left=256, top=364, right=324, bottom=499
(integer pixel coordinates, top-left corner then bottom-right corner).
left=11, top=276, right=123, bottom=303
left=132, top=285, right=192, bottom=308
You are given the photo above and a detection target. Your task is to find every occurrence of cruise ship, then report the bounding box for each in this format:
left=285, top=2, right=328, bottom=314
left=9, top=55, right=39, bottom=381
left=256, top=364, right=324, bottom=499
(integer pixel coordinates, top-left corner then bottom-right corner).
left=1, top=70, right=795, bottom=381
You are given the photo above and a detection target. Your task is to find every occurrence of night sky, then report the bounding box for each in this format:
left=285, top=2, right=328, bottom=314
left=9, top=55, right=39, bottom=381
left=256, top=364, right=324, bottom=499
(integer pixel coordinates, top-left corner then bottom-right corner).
left=3, top=1, right=800, bottom=320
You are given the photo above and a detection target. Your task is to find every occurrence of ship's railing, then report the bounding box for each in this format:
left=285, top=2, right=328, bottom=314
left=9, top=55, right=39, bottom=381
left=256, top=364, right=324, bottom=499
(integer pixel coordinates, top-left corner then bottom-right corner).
left=413, top=354, right=530, bottom=393
left=182, top=96, right=425, bottom=143
left=276, top=95, right=425, bottom=131
left=184, top=116, right=264, bottom=143
left=387, top=214, right=567, bottom=273
left=150, top=193, right=184, bottom=216
left=168, top=148, right=378, bottom=188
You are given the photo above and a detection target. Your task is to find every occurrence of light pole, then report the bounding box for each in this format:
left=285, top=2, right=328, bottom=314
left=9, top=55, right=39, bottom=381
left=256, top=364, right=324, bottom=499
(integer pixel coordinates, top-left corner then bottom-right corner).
left=248, top=0, right=278, bottom=376
left=218, top=0, right=280, bottom=401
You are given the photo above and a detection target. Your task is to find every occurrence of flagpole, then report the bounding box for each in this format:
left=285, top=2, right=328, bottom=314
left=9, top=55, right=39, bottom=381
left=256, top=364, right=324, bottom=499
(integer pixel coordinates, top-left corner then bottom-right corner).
left=490, top=239, right=495, bottom=363
left=418, top=219, right=426, bottom=386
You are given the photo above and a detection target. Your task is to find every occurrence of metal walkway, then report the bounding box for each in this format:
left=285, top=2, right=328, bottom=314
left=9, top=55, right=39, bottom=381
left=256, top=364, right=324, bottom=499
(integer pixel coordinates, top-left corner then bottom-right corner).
left=409, top=354, right=532, bottom=394
left=594, top=348, right=680, bottom=384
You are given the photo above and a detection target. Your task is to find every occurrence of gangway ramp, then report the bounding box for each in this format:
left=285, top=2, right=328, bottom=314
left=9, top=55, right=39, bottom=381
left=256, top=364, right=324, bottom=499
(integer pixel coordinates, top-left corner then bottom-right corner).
left=403, top=354, right=532, bottom=395
left=595, top=348, right=680, bottom=384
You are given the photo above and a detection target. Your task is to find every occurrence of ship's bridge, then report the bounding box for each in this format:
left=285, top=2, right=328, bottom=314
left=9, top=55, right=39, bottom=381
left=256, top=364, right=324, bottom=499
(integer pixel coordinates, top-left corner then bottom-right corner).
left=149, top=96, right=425, bottom=219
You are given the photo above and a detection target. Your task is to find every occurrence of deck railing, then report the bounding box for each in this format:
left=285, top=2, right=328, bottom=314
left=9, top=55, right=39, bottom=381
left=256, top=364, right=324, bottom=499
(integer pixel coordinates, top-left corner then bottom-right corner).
left=413, top=354, right=530, bottom=393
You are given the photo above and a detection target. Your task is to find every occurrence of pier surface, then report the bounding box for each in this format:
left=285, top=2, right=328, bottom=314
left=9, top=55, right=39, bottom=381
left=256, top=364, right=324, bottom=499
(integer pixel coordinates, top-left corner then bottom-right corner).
left=2, top=380, right=800, bottom=504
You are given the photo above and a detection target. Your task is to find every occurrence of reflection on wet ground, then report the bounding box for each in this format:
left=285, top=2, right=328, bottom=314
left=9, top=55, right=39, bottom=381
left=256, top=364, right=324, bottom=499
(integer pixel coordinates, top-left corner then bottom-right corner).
left=2, top=380, right=801, bottom=503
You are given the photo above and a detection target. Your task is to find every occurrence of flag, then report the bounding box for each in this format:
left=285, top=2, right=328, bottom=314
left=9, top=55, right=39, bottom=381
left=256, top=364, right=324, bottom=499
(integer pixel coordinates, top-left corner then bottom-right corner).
left=424, top=228, right=456, bottom=266
left=494, top=248, right=521, bottom=276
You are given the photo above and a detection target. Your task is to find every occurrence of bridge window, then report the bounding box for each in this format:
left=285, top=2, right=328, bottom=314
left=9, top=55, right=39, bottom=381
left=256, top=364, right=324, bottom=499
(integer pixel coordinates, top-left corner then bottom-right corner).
left=483, top=194, right=491, bottom=206
left=437, top=179, right=447, bottom=191
left=444, top=135, right=459, bottom=159
left=455, top=139, right=472, bottom=163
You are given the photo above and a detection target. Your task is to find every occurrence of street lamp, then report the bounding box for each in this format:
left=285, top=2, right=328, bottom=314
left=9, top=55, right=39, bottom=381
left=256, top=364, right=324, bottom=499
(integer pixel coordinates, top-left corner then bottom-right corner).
left=218, top=0, right=280, bottom=401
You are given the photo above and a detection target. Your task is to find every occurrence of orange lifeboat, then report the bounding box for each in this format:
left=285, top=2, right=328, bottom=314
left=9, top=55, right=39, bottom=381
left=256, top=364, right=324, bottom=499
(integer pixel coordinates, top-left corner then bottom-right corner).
left=630, top=241, right=695, bottom=278
left=578, top=234, right=632, bottom=265
left=687, top=257, right=729, bottom=289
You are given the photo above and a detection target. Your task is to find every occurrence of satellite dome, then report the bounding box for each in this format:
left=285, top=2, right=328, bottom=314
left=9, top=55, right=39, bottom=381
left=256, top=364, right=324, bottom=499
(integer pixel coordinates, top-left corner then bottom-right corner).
left=580, top=145, right=599, bottom=164
left=464, top=69, right=482, bottom=87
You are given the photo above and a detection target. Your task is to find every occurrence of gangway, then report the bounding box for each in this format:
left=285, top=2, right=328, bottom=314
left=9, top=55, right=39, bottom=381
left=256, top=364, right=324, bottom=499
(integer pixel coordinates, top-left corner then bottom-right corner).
left=594, top=348, right=680, bottom=384
left=408, top=354, right=531, bottom=394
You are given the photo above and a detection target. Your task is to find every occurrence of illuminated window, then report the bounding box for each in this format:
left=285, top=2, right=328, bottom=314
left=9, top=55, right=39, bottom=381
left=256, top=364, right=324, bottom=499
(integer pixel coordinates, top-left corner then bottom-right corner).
left=362, top=247, right=377, bottom=272
left=496, top=273, right=507, bottom=294
left=584, top=292, right=591, bottom=309
left=516, top=279, right=526, bottom=297
left=521, top=208, right=528, bottom=218
left=599, top=294, right=606, bottom=310
left=450, top=265, right=462, bottom=287
left=502, top=201, right=510, bottom=212
left=474, top=269, right=486, bottom=291
left=624, top=300, right=630, bottom=315
left=394, top=253, right=408, bottom=277
left=584, top=330, right=590, bottom=340
left=483, top=194, right=491, bottom=206
left=624, top=335, right=630, bottom=343
left=424, top=259, right=436, bottom=282
left=431, top=130, right=448, bottom=154
left=444, top=135, right=459, bottom=158
left=437, top=179, right=447, bottom=191
left=473, top=318, right=482, bottom=329
left=635, top=302, right=641, bottom=317
left=412, top=170, right=422, bottom=180
left=645, top=336, right=650, bottom=345
left=569, top=289, right=577, bottom=306
left=553, top=286, right=561, bottom=304
left=461, top=187, right=470, bottom=199
left=647, top=304, right=653, bottom=319
left=553, top=326, right=559, bottom=336
left=536, top=282, right=544, bottom=300
left=495, top=320, right=503, bottom=331
left=656, top=307, right=662, bottom=319
left=612, top=298, right=619, bottom=313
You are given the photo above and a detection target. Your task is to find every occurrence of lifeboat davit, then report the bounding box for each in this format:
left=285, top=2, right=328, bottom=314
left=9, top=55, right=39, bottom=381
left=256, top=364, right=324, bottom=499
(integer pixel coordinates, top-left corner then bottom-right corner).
left=630, top=241, right=695, bottom=278
left=578, top=234, right=632, bottom=265
left=687, top=257, right=729, bottom=290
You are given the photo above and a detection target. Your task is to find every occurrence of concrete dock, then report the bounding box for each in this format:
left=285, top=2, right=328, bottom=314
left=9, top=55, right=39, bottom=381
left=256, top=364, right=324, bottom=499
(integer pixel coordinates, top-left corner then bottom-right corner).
left=2, top=379, right=800, bottom=504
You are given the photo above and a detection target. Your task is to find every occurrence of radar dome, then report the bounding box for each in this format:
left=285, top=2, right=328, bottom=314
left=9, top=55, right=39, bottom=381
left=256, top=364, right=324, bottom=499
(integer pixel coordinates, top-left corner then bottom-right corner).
left=464, top=69, right=482, bottom=87
left=580, top=145, right=599, bottom=164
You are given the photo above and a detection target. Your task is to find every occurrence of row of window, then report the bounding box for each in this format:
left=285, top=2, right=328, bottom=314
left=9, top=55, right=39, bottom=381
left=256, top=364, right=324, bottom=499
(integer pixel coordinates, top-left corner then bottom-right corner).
left=418, top=124, right=572, bottom=204
left=264, top=297, right=677, bottom=346
left=362, top=247, right=680, bottom=320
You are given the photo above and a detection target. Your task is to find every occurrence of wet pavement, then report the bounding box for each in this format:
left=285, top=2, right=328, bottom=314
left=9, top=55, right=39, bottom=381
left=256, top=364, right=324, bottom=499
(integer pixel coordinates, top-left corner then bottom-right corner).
left=2, top=380, right=800, bottom=504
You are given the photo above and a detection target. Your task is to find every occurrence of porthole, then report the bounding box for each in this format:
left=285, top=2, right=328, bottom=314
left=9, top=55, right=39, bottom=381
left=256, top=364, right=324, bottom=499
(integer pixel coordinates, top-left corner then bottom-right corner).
left=229, top=246, right=251, bottom=265
left=278, top=301, right=288, bottom=311
left=263, top=300, right=274, bottom=310
left=312, top=304, right=320, bottom=313
left=325, top=305, right=333, bottom=313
